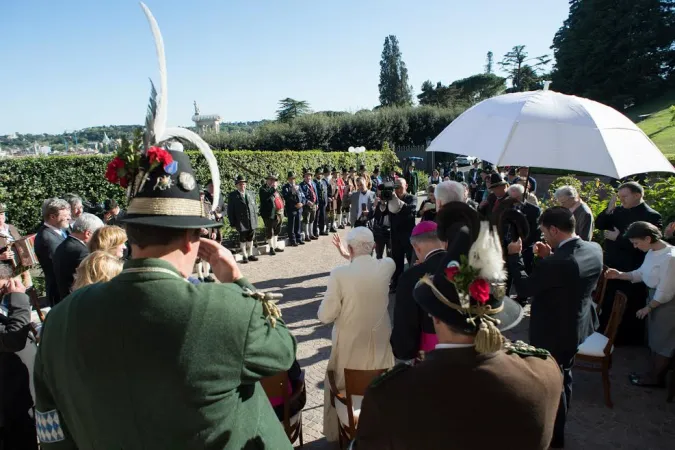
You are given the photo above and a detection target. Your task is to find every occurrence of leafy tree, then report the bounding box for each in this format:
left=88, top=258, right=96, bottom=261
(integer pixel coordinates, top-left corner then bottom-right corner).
left=450, top=73, right=506, bottom=103
left=379, top=35, right=414, bottom=107
left=276, top=98, right=311, bottom=123
left=551, top=0, right=675, bottom=109
left=417, top=81, right=459, bottom=107
left=485, top=51, right=494, bottom=74
left=499, top=45, right=550, bottom=92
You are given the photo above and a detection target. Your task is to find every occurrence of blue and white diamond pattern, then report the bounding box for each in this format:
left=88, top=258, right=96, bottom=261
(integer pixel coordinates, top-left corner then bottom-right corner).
left=35, top=409, right=65, bottom=443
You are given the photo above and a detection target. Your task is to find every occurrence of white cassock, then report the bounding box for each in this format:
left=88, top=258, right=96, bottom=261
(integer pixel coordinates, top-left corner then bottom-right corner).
left=318, top=254, right=396, bottom=442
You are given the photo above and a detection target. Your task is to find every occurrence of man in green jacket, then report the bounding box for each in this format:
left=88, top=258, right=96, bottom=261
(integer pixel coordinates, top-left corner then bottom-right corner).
left=33, top=148, right=297, bottom=449
left=259, top=173, right=285, bottom=256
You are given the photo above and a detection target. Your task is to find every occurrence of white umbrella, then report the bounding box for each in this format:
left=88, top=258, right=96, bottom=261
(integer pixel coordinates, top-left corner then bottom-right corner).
left=426, top=88, right=673, bottom=178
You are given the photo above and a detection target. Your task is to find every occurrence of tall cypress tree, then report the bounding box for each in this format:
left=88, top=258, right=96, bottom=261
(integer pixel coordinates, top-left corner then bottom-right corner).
left=379, top=35, right=413, bottom=107
left=551, top=0, right=675, bottom=109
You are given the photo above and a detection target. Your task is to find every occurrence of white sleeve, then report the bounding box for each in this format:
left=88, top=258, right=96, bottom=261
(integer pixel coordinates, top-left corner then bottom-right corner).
left=654, top=255, right=675, bottom=304
left=318, top=270, right=342, bottom=323
left=628, top=268, right=643, bottom=283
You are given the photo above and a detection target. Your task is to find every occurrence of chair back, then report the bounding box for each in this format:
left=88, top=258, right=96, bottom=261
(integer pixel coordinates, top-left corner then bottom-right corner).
left=260, top=371, right=303, bottom=445
left=593, top=265, right=609, bottom=312
left=261, top=371, right=289, bottom=399
left=602, top=290, right=628, bottom=355
left=344, top=368, right=386, bottom=398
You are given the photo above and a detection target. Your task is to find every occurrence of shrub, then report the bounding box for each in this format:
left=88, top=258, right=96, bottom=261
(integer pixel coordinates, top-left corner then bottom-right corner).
left=0, top=150, right=398, bottom=233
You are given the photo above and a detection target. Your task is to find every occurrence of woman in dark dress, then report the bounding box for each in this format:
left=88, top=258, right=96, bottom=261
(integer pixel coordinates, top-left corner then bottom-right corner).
left=418, top=184, right=437, bottom=222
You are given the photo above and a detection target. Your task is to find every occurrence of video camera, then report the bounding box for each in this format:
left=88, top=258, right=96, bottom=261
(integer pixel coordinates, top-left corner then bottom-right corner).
left=378, top=181, right=395, bottom=201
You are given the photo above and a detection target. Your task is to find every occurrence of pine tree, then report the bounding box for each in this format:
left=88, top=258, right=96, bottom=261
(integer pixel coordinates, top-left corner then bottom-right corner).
left=499, top=45, right=550, bottom=92
left=276, top=98, right=311, bottom=123
left=379, top=35, right=414, bottom=107
left=485, top=51, right=494, bottom=74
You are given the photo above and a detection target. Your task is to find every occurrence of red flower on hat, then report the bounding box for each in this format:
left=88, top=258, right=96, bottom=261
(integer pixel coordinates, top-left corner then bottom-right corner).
left=444, top=266, right=459, bottom=281
left=147, top=146, right=173, bottom=168
left=469, top=279, right=490, bottom=304
left=105, top=157, right=126, bottom=184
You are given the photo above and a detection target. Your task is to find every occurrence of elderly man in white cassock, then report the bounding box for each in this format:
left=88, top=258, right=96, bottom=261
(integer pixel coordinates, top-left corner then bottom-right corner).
left=318, top=227, right=395, bottom=442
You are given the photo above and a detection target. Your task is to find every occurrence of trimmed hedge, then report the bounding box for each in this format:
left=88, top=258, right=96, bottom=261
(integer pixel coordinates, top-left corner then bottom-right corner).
left=0, top=150, right=398, bottom=233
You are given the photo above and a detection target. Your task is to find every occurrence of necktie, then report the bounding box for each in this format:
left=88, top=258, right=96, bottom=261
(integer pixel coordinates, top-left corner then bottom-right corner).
left=60, top=230, right=67, bottom=239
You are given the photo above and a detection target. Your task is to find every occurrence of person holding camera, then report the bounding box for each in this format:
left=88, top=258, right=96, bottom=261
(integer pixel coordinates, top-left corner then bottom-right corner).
left=388, top=178, right=418, bottom=292
left=349, top=177, right=376, bottom=228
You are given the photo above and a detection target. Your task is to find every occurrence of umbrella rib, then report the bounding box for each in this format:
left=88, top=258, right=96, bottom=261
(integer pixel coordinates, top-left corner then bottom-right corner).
left=497, top=120, right=520, bottom=167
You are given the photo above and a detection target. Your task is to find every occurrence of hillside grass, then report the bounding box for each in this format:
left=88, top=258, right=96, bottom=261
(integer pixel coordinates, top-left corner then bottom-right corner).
left=631, top=91, right=675, bottom=158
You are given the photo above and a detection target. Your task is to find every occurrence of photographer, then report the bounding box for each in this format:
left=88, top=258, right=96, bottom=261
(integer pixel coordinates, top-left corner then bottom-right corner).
left=388, top=179, right=417, bottom=292
left=349, top=177, right=375, bottom=228
left=0, top=266, right=38, bottom=449
left=371, top=185, right=394, bottom=259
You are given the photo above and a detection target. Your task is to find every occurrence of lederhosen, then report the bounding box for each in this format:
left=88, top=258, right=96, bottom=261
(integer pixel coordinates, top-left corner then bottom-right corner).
left=264, top=192, right=284, bottom=239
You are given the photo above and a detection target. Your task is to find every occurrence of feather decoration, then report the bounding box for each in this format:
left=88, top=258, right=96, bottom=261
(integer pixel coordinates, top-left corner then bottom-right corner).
left=143, top=79, right=157, bottom=151
left=162, top=127, right=221, bottom=210
left=140, top=2, right=167, bottom=141
left=468, top=222, right=506, bottom=282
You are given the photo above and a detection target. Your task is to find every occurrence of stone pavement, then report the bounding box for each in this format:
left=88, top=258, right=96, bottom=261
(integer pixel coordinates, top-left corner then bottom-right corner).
left=239, top=230, right=675, bottom=450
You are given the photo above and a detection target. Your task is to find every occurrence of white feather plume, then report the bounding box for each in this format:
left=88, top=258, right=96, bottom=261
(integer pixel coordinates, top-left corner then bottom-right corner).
left=162, top=127, right=221, bottom=210
left=468, top=222, right=506, bottom=281
left=140, top=2, right=167, bottom=140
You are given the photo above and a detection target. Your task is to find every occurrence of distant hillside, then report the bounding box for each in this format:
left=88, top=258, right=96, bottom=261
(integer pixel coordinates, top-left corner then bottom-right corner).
left=631, top=91, right=675, bottom=158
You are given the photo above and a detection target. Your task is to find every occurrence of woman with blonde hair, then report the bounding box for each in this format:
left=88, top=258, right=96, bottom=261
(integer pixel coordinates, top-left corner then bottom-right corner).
left=72, top=251, right=123, bottom=290
left=88, top=225, right=127, bottom=258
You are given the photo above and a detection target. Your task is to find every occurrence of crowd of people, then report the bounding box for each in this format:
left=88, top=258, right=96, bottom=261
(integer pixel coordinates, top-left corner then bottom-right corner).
left=2, top=149, right=675, bottom=448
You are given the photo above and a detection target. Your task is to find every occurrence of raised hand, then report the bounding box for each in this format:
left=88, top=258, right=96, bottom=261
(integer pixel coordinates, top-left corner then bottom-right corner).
left=533, top=241, right=552, bottom=258
left=198, top=238, right=242, bottom=283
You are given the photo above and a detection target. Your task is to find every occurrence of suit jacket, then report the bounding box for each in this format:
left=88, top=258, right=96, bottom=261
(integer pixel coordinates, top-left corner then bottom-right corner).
left=299, top=180, right=319, bottom=209
left=354, top=347, right=562, bottom=450
left=349, top=190, right=376, bottom=226
left=596, top=202, right=662, bottom=271
left=314, top=178, right=329, bottom=206
left=53, top=236, right=90, bottom=302
left=34, top=224, right=67, bottom=306
left=0, top=292, right=37, bottom=426
left=521, top=202, right=542, bottom=248
left=34, top=258, right=296, bottom=449
left=573, top=202, right=594, bottom=241
left=227, top=190, right=258, bottom=232
left=449, top=170, right=465, bottom=183
left=391, top=249, right=445, bottom=360
left=281, top=182, right=305, bottom=213
left=259, top=185, right=283, bottom=220
left=508, top=238, right=603, bottom=358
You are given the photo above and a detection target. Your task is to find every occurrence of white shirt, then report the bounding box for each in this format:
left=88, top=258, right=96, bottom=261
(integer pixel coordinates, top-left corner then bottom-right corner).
left=359, top=191, right=370, bottom=210
left=44, top=222, right=66, bottom=238
left=629, top=245, right=675, bottom=304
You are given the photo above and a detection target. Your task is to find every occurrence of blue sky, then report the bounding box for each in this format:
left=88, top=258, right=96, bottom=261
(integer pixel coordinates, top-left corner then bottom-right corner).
left=0, top=0, right=570, bottom=135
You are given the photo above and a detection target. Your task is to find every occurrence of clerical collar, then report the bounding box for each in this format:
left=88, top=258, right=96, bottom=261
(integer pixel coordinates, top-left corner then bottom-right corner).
left=424, top=248, right=445, bottom=261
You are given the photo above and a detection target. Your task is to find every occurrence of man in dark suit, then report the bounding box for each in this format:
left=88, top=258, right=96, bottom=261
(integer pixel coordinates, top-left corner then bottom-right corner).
left=227, top=175, right=259, bottom=263
left=315, top=167, right=331, bottom=236
left=449, top=162, right=465, bottom=183
left=507, top=207, right=603, bottom=449
left=391, top=221, right=445, bottom=361
left=53, top=213, right=103, bottom=302
left=595, top=181, right=662, bottom=344
left=508, top=184, right=541, bottom=274
left=478, top=173, right=508, bottom=222
left=282, top=172, right=305, bottom=247
left=388, top=179, right=418, bottom=291
left=299, top=169, right=319, bottom=241
left=467, top=160, right=482, bottom=200
left=0, top=269, right=38, bottom=450
left=34, top=198, right=71, bottom=307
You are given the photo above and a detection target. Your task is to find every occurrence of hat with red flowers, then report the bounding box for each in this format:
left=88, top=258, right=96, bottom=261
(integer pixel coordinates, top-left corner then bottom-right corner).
left=104, top=3, right=221, bottom=230
left=413, top=222, right=523, bottom=354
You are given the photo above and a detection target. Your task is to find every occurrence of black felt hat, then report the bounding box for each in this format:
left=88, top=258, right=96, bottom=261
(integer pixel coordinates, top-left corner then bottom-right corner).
left=235, top=174, right=247, bottom=184
left=315, top=167, right=323, bottom=174
left=341, top=167, right=348, bottom=174
left=488, top=173, right=508, bottom=188
left=349, top=167, right=356, bottom=173
left=287, top=171, right=296, bottom=179
left=266, top=173, right=279, bottom=181
left=120, top=150, right=220, bottom=229
left=302, top=167, right=312, bottom=176
left=435, top=202, right=481, bottom=243
left=323, top=166, right=331, bottom=174
left=413, top=227, right=523, bottom=338
left=359, top=164, right=366, bottom=172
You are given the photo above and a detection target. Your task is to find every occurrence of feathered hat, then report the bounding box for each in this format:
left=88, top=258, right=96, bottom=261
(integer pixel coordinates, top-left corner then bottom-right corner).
left=414, top=222, right=523, bottom=354
left=106, top=3, right=221, bottom=229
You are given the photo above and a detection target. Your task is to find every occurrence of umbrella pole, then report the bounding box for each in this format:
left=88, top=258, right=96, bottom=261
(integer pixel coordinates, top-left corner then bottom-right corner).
left=523, top=167, right=531, bottom=198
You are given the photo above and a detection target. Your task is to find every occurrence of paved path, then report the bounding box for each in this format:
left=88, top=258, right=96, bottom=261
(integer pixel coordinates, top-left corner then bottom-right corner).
left=239, top=230, right=675, bottom=449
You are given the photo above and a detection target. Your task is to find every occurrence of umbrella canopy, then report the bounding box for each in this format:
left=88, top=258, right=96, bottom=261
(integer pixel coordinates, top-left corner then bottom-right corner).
left=426, top=89, right=674, bottom=179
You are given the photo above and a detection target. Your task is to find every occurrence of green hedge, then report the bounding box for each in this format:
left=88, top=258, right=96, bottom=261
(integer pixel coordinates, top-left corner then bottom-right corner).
left=0, top=150, right=398, bottom=233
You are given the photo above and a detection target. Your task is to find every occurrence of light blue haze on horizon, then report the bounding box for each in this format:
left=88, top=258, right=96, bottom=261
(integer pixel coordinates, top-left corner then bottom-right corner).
left=0, top=0, right=570, bottom=135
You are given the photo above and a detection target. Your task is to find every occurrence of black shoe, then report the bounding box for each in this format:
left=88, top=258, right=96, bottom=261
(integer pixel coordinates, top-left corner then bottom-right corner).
left=275, top=247, right=284, bottom=253
left=330, top=227, right=337, bottom=233
left=290, top=242, right=299, bottom=247
left=248, top=255, right=259, bottom=262
left=311, top=235, right=319, bottom=240
left=338, top=225, right=345, bottom=229
left=205, top=276, right=216, bottom=283
left=320, top=232, right=329, bottom=236
left=298, top=241, right=305, bottom=245
left=269, top=248, right=276, bottom=256
left=241, top=257, right=248, bottom=264
left=198, top=277, right=205, bottom=282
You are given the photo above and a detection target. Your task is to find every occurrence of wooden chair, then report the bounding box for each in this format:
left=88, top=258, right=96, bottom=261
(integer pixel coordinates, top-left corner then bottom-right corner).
left=328, top=368, right=387, bottom=449
left=261, top=371, right=304, bottom=448
left=575, top=290, right=627, bottom=408
left=593, top=265, right=609, bottom=314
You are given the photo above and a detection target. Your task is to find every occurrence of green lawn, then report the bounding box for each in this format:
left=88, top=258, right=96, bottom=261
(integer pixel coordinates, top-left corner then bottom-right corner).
left=631, top=91, right=675, bottom=158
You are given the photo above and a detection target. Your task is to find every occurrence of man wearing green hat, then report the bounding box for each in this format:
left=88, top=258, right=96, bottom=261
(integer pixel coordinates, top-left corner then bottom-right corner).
left=259, top=173, right=285, bottom=256
left=33, top=6, right=296, bottom=448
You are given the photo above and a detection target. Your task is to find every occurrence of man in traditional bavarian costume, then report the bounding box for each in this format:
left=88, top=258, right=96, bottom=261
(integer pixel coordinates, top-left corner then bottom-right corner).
left=227, top=175, right=259, bottom=263
left=33, top=5, right=296, bottom=448
left=299, top=168, right=319, bottom=241
left=352, top=222, right=562, bottom=450
left=282, top=171, right=305, bottom=247
left=334, top=168, right=346, bottom=230
left=342, top=168, right=356, bottom=227
left=314, top=167, right=329, bottom=236
left=259, top=173, right=285, bottom=256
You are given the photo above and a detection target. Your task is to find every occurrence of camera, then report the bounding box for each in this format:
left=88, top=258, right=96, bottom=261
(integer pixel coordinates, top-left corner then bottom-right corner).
left=378, top=182, right=395, bottom=201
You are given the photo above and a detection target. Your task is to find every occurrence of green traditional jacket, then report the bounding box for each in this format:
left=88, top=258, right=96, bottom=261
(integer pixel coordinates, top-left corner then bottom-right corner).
left=34, top=258, right=296, bottom=449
